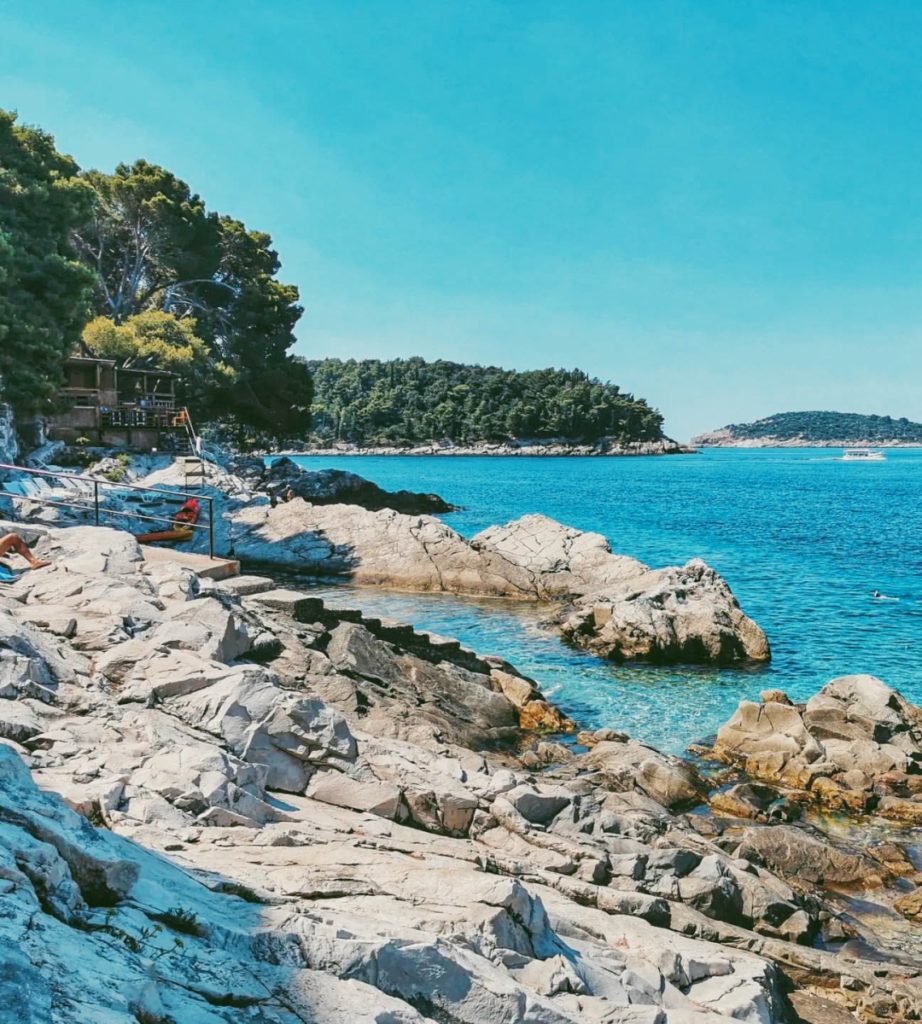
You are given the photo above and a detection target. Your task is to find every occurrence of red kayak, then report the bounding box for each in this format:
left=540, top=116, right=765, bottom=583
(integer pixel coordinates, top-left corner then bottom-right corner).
left=136, top=498, right=200, bottom=544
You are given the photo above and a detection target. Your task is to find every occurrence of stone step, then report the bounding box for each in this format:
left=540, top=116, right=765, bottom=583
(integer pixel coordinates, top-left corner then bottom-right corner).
left=370, top=618, right=416, bottom=644
left=318, top=605, right=364, bottom=625
left=140, top=544, right=239, bottom=581
left=246, top=589, right=326, bottom=622
left=216, top=575, right=275, bottom=598
left=418, top=631, right=462, bottom=655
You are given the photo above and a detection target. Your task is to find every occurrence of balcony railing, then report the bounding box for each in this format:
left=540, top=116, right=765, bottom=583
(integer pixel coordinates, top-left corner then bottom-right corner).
left=101, top=409, right=183, bottom=429
left=117, top=394, right=176, bottom=409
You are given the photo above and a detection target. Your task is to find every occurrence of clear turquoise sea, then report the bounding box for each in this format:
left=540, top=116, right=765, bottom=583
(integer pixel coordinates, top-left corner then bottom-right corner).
left=275, top=449, right=922, bottom=754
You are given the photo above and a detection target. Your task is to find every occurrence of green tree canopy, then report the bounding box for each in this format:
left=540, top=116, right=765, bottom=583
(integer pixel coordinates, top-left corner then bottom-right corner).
left=81, top=310, right=235, bottom=410
left=713, top=411, right=922, bottom=444
left=73, top=160, right=221, bottom=324
left=0, top=109, right=95, bottom=412
left=225, top=356, right=314, bottom=443
left=308, top=358, right=664, bottom=446
left=72, top=160, right=306, bottom=434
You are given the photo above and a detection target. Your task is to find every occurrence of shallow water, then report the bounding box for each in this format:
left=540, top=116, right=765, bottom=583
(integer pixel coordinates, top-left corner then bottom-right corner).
left=274, top=449, right=922, bottom=754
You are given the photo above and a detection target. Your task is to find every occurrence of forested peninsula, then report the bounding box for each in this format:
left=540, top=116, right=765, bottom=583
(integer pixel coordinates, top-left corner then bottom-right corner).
left=693, top=410, right=922, bottom=447
left=306, top=357, right=670, bottom=450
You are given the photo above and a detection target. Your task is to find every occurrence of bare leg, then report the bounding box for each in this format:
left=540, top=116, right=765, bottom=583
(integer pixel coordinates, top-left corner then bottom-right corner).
left=0, top=533, right=51, bottom=570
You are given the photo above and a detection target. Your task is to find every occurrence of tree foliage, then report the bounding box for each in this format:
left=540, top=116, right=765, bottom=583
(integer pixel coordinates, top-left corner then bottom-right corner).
left=0, top=110, right=95, bottom=412
left=72, top=160, right=221, bottom=323
left=224, top=356, right=313, bottom=442
left=0, top=108, right=309, bottom=435
left=83, top=311, right=211, bottom=371
left=308, top=358, right=664, bottom=445
left=72, top=159, right=306, bottom=434
left=81, top=311, right=235, bottom=408
left=721, top=411, right=922, bottom=443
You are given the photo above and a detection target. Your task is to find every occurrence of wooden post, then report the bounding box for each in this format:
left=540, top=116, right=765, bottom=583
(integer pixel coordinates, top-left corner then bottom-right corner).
left=94, top=361, right=101, bottom=431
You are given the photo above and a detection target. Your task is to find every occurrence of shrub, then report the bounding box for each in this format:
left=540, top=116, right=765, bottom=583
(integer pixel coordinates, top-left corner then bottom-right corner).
left=153, top=906, right=206, bottom=937
left=133, top=1009, right=177, bottom=1024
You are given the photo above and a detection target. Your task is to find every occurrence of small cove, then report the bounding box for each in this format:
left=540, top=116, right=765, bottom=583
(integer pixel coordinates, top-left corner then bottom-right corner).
left=273, top=448, right=922, bottom=755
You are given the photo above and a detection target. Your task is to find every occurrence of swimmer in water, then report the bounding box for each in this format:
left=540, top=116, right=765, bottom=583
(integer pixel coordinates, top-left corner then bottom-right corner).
left=871, top=589, right=900, bottom=601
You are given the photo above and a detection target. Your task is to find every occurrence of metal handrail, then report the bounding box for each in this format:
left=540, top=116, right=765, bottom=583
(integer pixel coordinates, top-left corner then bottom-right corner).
left=0, top=463, right=216, bottom=558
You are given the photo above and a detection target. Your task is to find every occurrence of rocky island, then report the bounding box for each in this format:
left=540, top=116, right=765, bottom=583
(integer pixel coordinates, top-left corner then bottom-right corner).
left=693, top=411, right=922, bottom=448
left=300, top=358, right=691, bottom=456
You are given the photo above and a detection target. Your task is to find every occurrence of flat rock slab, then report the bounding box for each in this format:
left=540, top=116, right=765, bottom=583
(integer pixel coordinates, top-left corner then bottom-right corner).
left=217, top=574, right=275, bottom=597
left=247, top=589, right=326, bottom=622
left=140, top=544, right=239, bottom=581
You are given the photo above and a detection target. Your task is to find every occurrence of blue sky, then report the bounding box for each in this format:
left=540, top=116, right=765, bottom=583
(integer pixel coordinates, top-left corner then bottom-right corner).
left=3, top=1, right=921, bottom=439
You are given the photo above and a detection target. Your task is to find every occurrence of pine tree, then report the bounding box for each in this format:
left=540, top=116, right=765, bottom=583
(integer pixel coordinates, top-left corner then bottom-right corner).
left=0, top=109, right=94, bottom=412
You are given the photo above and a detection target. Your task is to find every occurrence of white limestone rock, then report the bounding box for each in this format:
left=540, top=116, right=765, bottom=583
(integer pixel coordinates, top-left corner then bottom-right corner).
left=166, top=664, right=357, bottom=792
left=224, top=504, right=768, bottom=667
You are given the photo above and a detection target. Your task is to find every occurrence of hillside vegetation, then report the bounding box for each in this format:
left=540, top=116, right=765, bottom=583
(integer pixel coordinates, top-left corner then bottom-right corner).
left=308, top=358, right=665, bottom=446
left=1, top=108, right=310, bottom=440
left=695, top=411, right=922, bottom=445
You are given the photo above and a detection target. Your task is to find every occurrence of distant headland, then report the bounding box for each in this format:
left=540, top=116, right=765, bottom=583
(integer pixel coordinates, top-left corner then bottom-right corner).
left=693, top=410, right=922, bottom=447
left=301, top=357, right=689, bottom=455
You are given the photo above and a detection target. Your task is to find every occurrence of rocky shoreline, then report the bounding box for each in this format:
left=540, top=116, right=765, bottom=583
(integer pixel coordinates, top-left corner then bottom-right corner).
left=274, top=438, right=696, bottom=457
left=225, top=506, right=770, bottom=666
left=1, top=522, right=922, bottom=1021
left=258, top=457, right=458, bottom=514
left=691, top=431, right=922, bottom=448
left=2, top=453, right=922, bottom=1021
left=708, top=678, right=922, bottom=826
left=9, top=452, right=769, bottom=667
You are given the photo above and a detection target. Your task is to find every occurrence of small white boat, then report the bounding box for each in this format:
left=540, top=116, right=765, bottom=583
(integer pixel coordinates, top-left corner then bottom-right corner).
left=841, top=448, right=886, bottom=461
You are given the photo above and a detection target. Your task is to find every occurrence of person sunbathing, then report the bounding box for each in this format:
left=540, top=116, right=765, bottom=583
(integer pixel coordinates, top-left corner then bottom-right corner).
left=0, top=532, right=51, bottom=571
